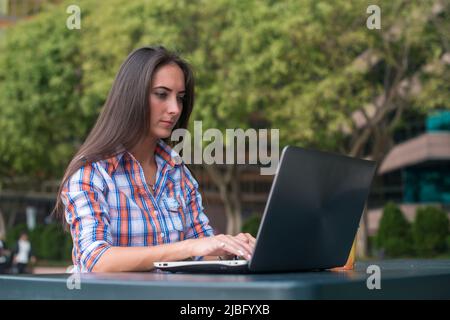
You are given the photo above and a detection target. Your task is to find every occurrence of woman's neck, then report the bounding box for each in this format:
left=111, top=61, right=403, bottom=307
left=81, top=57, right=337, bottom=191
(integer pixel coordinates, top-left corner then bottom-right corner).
left=129, top=136, right=158, bottom=168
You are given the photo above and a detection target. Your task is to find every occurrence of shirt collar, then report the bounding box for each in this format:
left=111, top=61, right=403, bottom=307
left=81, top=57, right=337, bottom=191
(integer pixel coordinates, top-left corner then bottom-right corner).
left=107, top=139, right=183, bottom=172
left=154, top=139, right=184, bottom=168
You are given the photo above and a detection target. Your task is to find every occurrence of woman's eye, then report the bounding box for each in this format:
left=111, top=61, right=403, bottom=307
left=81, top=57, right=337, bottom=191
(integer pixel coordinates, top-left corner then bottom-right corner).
left=155, top=92, right=184, bottom=102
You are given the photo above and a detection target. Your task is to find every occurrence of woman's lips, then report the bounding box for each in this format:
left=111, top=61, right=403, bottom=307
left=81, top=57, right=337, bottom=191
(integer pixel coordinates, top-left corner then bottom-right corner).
left=160, top=120, right=174, bottom=127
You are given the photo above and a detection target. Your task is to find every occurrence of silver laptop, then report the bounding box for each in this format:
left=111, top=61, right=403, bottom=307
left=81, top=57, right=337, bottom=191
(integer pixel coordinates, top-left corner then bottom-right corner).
left=154, top=145, right=376, bottom=274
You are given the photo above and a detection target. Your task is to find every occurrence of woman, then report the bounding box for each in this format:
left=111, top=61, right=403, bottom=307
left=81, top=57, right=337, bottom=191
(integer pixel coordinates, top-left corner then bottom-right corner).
left=53, top=46, right=255, bottom=272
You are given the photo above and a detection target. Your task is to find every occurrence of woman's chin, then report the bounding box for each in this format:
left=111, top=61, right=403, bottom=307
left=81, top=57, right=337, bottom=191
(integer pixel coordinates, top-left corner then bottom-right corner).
left=152, top=128, right=173, bottom=140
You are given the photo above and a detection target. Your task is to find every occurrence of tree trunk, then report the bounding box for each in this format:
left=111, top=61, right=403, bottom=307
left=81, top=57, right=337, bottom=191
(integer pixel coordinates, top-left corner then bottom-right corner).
left=229, top=165, right=242, bottom=234
left=204, top=164, right=242, bottom=235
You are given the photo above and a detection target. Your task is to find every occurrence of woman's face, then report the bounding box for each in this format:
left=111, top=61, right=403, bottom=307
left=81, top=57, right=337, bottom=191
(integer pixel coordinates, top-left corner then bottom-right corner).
left=149, top=63, right=185, bottom=139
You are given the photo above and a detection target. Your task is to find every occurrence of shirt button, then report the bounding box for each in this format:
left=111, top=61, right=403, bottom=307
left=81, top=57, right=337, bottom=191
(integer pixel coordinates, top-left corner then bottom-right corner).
left=174, top=156, right=182, bottom=165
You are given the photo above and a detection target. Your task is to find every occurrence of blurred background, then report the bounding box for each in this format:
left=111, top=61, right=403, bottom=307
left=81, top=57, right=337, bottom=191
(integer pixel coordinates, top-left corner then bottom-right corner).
left=0, top=0, right=449, bottom=274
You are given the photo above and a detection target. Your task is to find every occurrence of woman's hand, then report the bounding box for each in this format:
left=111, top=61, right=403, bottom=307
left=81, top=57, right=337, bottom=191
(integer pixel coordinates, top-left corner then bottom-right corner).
left=219, top=233, right=257, bottom=260
left=187, top=233, right=256, bottom=260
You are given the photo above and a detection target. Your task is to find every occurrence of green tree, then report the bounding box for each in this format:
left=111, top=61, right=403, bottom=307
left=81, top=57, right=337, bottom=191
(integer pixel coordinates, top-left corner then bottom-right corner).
left=0, top=3, right=86, bottom=181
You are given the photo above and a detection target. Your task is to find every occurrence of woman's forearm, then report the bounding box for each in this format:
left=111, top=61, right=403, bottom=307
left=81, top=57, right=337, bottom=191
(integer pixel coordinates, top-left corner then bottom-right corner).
left=91, top=233, right=255, bottom=272
left=92, top=240, right=194, bottom=272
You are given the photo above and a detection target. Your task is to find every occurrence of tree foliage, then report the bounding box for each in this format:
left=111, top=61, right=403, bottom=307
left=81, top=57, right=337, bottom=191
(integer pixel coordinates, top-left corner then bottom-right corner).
left=1, top=0, right=447, bottom=181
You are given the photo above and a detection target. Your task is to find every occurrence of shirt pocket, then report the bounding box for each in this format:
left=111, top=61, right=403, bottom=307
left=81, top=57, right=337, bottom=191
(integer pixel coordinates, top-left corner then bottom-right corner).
left=162, top=195, right=186, bottom=235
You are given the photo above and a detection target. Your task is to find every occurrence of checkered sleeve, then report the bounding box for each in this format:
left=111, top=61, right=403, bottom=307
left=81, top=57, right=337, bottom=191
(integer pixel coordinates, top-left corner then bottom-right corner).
left=61, top=162, right=112, bottom=272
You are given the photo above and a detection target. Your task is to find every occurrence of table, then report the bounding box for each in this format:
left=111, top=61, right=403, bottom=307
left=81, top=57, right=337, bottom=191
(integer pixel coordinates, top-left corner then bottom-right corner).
left=1, top=260, right=449, bottom=299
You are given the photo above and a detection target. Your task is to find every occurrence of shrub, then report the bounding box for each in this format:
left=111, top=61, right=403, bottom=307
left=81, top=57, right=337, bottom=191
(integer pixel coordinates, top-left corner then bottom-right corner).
left=412, top=206, right=449, bottom=256
left=62, top=231, right=73, bottom=261
left=29, top=224, right=45, bottom=257
left=376, top=202, right=413, bottom=257
left=241, top=214, right=262, bottom=238
left=39, top=223, right=66, bottom=260
left=5, top=223, right=28, bottom=249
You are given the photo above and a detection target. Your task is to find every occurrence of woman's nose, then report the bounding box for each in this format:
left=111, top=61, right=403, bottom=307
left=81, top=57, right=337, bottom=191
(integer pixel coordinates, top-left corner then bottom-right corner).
left=167, top=96, right=182, bottom=114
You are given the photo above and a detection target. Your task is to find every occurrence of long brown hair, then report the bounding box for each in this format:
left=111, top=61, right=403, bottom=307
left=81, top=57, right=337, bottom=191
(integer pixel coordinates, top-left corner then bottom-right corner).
left=52, top=45, right=195, bottom=223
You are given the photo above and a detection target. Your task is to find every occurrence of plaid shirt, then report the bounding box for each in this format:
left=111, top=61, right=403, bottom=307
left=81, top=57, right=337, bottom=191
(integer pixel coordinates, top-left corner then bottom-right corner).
left=61, top=139, right=214, bottom=272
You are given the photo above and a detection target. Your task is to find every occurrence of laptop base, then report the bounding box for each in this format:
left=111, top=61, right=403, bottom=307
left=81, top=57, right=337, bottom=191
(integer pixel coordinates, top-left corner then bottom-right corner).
left=154, top=260, right=251, bottom=274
